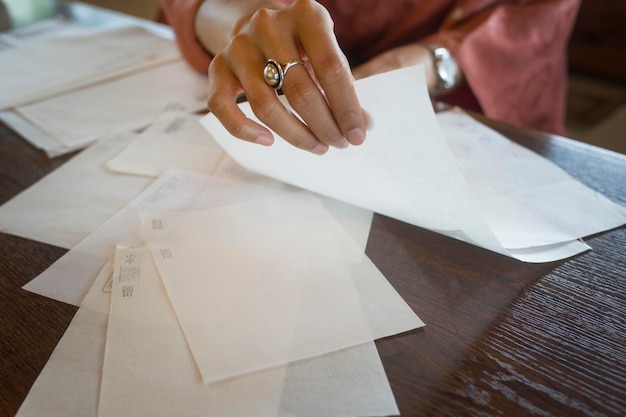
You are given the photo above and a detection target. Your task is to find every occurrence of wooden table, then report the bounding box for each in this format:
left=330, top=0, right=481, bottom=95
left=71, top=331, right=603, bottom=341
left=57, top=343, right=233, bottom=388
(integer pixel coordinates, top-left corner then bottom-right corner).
left=1, top=5, right=626, bottom=417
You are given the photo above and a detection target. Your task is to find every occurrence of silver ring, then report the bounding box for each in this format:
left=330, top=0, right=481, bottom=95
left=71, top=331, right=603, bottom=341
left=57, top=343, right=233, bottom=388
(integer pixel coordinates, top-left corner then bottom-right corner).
left=263, top=59, right=305, bottom=90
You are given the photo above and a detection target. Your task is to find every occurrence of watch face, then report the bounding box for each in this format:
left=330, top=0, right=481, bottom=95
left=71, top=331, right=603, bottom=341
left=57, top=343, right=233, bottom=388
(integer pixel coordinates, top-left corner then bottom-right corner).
left=439, top=57, right=457, bottom=89
left=433, top=47, right=459, bottom=90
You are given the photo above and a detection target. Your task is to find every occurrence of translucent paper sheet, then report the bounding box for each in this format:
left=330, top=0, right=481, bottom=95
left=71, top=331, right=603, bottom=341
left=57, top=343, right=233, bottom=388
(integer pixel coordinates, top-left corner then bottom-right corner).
left=200, top=65, right=626, bottom=262
left=97, top=245, right=400, bottom=417
left=0, top=132, right=152, bottom=249
left=0, top=110, right=60, bottom=151
left=18, top=205, right=400, bottom=417
left=106, top=112, right=224, bottom=177
left=0, top=17, right=75, bottom=48
left=201, top=66, right=504, bottom=255
left=0, top=24, right=179, bottom=110
left=17, top=247, right=401, bottom=417
left=0, top=109, right=373, bottom=256
left=8, top=61, right=207, bottom=156
left=16, top=257, right=114, bottom=417
left=143, top=192, right=421, bottom=382
left=23, top=171, right=373, bottom=307
left=440, top=107, right=626, bottom=250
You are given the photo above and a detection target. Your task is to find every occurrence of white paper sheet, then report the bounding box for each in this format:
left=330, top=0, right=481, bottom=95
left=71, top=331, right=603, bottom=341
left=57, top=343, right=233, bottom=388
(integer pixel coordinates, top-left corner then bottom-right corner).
left=101, top=245, right=220, bottom=417
left=0, top=131, right=152, bottom=249
left=200, top=65, right=626, bottom=262
left=0, top=110, right=60, bottom=151
left=0, top=109, right=373, bottom=253
left=0, top=24, right=179, bottom=110
left=99, top=245, right=401, bottom=417
left=0, top=17, right=74, bottom=48
left=18, top=247, right=400, bottom=417
left=439, top=107, right=626, bottom=249
left=201, top=66, right=507, bottom=257
left=106, top=112, right=224, bottom=177
left=23, top=170, right=373, bottom=307
left=9, top=61, right=208, bottom=156
left=16, top=256, right=114, bottom=417
left=142, top=192, right=421, bottom=382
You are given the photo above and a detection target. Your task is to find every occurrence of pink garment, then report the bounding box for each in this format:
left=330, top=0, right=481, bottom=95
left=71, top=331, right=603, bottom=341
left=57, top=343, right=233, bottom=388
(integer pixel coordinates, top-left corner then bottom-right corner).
left=160, top=0, right=580, bottom=134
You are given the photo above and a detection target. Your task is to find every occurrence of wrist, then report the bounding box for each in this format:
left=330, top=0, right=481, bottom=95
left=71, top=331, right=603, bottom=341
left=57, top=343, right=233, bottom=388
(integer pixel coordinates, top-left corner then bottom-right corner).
left=420, top=43, right=463, bottom=96
left=194, top=0, right=288, bottom=56
left=231, top=0, right=288, bottom=36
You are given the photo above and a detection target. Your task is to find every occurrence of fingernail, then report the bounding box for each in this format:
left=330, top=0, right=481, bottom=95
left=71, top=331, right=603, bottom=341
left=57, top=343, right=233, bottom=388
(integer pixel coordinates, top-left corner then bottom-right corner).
left=334, top=138, right=350, bottom=149
left=255, top=134, right=273, bottom=146
left=311, top=143, right=329, bottom=155
left=346, top=127, right=365, bottom=146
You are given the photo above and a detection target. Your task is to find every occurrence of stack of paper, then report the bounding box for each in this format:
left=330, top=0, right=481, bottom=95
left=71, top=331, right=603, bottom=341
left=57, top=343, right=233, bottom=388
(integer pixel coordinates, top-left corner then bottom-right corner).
left=0, top=23, right=208, bottom=156
left=0, top=24, right=179, bottom=109
left=17, top=170, right=423, bottom=417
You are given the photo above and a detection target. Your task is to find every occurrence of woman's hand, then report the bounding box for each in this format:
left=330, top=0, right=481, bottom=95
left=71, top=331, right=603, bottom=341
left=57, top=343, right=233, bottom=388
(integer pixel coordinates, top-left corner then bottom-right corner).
left=204, top=0, right=366, bottom=155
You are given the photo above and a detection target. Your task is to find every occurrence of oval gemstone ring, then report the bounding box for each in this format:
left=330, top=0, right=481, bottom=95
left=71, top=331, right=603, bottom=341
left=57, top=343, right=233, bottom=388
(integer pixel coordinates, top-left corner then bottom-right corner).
left=263, top=59, right=305, bottom=90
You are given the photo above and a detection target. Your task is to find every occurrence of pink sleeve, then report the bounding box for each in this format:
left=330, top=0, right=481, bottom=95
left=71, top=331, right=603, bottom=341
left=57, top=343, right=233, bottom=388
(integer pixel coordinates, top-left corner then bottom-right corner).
left=159, top=0, right=213, bottom=72
left=424, top=0, right=580, bottom=135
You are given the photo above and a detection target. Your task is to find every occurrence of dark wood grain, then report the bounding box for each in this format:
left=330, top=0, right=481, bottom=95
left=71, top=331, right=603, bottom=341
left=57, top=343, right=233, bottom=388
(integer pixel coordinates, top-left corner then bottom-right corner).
left=366, top=216, right=560, bottom=416
left=0, top=234, right=75, bottom=416
left=0, top=122, right=75, bottom=202
left=363, top=119, right=626, bottom=416
left=0, top=121, right=77, bottom=415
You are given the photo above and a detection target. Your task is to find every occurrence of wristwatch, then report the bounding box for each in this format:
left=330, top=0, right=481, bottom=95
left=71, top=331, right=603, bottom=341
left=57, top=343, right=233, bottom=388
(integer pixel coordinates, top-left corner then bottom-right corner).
left=422, top=43, right=463, bottom=96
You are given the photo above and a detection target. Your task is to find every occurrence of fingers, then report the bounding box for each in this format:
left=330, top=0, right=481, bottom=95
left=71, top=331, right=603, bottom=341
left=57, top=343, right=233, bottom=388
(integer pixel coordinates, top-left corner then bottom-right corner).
left=209, top=32, right=330, bottom=154
left=251, top=6, right=349, bottom=150
left=207, top=55, right=274, bottom=147
left=290, top=0, right=366, bottom=146
left=233, top=26, right=332, bottom=154
left=206, top=0, right=366, bottom=154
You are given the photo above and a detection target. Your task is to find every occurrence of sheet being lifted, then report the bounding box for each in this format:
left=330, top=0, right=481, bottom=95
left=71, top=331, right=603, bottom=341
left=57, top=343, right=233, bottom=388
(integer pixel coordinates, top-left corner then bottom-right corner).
left=200, top=65, right=626, bottom=262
